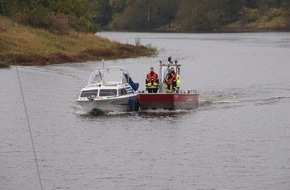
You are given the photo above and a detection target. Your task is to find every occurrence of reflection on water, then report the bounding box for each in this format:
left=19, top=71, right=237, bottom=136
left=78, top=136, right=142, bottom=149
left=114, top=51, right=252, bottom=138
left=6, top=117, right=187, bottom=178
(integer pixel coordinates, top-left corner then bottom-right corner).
left=1, top=32, right=290, bottom=190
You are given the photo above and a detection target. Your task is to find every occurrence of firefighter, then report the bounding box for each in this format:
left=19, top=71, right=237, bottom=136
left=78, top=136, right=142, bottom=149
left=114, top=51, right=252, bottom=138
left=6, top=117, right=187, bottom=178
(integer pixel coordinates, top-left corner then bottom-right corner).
left=166, top=67, right=181, bottom=93
left=146, top=67, right=159, bottom=93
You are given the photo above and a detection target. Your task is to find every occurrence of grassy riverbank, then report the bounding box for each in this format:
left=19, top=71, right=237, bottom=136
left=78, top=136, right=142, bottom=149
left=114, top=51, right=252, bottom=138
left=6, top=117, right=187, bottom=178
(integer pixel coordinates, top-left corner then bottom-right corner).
left=220, top=7, right=289, bottom=32
left=0, top=16, right=156, bottom=68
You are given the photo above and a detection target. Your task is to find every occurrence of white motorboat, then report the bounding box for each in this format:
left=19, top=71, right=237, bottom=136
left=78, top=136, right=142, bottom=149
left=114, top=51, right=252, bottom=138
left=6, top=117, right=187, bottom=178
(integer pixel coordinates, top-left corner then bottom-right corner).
left=76, top=66, right=139, bottom=114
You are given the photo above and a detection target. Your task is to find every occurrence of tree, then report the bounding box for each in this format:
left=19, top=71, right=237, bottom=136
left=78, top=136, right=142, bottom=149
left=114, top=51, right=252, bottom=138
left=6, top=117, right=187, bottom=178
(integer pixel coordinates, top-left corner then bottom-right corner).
left=151, top=0, right=179, bottom=29
left=116, top=0, right=148, bottom=30
left=95, top=0, right=112, bottom=27
left=45, top=0, right=99, bottom=32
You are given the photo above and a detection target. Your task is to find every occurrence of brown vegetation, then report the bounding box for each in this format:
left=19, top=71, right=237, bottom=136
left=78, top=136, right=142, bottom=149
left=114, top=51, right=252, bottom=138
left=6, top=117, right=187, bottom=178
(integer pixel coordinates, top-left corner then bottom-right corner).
left=0, top=16, right=156, bottom=67
left=0, top=45, right=153, bottom=66
left=222, top=6, right=290, bottom=32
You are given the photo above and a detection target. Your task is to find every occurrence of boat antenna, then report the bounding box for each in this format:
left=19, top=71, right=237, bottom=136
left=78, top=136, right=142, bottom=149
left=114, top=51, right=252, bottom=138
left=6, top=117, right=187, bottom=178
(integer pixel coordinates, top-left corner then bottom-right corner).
left=100, top=59, right=105, bottom=83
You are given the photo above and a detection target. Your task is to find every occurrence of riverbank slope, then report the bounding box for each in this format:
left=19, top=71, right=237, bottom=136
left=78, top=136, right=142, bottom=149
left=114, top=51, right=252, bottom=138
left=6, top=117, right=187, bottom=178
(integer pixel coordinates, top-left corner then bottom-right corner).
left=0, top=16, right=156, bottom=68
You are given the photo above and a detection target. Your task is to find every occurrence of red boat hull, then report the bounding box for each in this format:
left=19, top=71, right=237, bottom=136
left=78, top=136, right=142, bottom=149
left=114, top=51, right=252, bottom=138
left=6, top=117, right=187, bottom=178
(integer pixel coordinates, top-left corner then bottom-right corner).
left=138, top=93, right=199, bottom=110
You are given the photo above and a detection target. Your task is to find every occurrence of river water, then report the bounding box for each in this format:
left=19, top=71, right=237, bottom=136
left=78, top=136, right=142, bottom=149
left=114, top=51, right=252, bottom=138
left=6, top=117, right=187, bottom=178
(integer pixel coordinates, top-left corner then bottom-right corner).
left=1, top=32, right=290, bottom=190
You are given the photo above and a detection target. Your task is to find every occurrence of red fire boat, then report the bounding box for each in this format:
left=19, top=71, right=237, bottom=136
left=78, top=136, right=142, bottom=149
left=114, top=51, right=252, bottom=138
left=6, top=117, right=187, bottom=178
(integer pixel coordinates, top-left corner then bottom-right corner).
left=137, top=60, right=199, bottom=110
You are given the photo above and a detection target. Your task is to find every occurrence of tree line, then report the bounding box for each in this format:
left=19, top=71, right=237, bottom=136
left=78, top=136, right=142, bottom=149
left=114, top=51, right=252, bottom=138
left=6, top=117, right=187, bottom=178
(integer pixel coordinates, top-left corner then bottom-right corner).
left=0, top=0, right=101, bottom=34
left=107, top=0, right=290, bottom=31
left=1, top=0, right=290, bottom=33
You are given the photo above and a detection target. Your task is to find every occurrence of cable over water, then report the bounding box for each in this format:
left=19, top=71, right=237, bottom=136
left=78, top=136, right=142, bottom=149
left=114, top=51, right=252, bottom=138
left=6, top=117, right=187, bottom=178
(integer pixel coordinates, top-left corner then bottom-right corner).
left=16, top=66, right=43, bottom=190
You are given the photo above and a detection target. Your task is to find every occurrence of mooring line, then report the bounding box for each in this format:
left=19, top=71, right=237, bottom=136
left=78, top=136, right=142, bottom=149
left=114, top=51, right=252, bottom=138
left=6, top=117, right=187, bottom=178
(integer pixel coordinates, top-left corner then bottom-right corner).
left=16, top=66, right=44, bottom=190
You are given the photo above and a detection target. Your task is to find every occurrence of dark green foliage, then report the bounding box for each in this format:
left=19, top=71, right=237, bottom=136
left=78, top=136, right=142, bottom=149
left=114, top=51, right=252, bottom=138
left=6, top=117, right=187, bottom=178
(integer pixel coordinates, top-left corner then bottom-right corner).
left=94, top=0, right=111, bottom=27
left=0, top=0, right=100, bottom=33
left=1, top=0, right=289, bottom=32
left=108, top=0, right=179, bottom=31
left=21, top=5, right=52, bottom=28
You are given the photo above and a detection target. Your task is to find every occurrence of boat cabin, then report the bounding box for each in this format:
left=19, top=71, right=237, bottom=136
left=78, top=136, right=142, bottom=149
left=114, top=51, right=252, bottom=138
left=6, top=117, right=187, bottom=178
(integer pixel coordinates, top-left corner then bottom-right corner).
left=76, top=66, right=139, bottom=113
left=78, top=66, right=136, bottom=100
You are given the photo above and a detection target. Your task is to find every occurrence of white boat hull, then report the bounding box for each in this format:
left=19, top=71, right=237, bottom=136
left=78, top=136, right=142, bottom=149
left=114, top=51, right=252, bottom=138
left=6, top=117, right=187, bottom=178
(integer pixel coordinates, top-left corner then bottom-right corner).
left=76, top=94, right=138, bottom=113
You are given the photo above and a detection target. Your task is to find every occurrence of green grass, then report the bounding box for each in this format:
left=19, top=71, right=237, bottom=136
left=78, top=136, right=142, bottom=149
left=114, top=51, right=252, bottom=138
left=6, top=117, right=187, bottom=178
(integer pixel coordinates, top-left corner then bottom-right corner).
left=0, top=16, right=156, bottom=66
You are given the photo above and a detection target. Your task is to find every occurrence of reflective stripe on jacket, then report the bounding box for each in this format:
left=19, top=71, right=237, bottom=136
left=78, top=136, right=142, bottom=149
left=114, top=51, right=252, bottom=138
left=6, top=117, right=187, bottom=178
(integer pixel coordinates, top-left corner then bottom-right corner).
left=176, top=74, right=180, bottom=87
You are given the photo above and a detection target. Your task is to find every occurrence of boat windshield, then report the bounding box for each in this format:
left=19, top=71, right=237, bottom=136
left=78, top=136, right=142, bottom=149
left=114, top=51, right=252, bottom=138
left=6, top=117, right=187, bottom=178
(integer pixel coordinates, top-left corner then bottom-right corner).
left=88, top=66, right=129, bottom=84
left=99, top=89, right=117, bottom=97
left=80, top=90, right=98, bottom=97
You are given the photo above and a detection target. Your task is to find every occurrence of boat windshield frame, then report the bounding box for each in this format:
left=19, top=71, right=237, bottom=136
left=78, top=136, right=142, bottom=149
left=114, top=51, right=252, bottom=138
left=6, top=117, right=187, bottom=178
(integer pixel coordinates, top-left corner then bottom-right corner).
left=88, top=66, right=130, bottom=85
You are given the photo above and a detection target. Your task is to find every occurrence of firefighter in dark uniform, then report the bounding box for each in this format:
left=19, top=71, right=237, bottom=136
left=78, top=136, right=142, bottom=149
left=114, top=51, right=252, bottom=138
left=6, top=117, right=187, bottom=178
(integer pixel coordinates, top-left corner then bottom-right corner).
left=165, top=67, right=181, bottom=93
left=146, top=67, right=159, bottom=93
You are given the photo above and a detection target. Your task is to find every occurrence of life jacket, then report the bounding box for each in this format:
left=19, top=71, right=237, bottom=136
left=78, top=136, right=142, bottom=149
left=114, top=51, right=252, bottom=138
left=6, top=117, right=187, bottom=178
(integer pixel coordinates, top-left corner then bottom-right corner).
left=172, top=72, right=177, bottom=79
left=165, top=73, right=175, bottom=93
left=146, top=72, right=159, bottom=88
left=166, top=71, right=177, bottom=84
left=166, top=74, right=174, bottom=85
left=166, top=72, right=180, bottom=93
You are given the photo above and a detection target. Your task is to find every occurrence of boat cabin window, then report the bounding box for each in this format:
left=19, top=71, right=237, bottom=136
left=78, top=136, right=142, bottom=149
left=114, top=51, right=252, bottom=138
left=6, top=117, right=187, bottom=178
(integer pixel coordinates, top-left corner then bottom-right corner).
left=118, top=88, right=128, bottom=96
left=80, top=90, right=98, bottom=97
left=99, top=89, right=117, bottom=97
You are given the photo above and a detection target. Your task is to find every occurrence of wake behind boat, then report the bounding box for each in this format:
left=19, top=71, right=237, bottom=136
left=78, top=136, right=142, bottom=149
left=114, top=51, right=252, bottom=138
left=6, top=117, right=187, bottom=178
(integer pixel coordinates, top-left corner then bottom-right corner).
left=76, top=66, right=139, bottom=114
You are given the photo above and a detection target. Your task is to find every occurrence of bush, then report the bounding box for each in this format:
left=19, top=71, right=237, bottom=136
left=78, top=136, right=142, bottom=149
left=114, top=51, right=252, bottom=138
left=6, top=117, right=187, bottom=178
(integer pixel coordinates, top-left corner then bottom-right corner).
left=18, top=4, right=98, bottom=34
left=20, top=9, right=70, bottom=35
left=48, top=13, right=70, bottom=35
left=241, top=7, right=260, bottom=22
left=20, top=5, right=52, bottom=28
left=266, top=8, right=286, bottom=20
